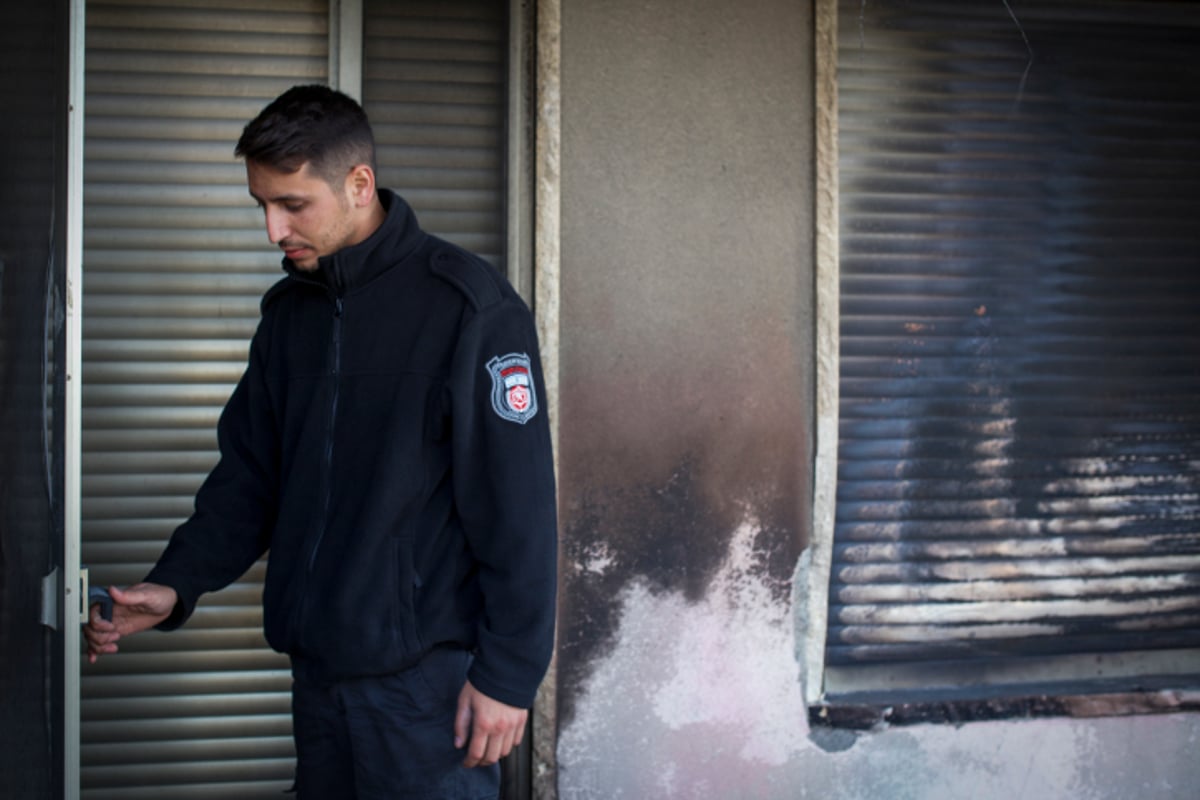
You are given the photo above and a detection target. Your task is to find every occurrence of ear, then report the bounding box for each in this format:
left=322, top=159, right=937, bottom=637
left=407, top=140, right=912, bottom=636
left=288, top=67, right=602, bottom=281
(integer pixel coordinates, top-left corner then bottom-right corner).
left=345, top=164, right=376, bottom=207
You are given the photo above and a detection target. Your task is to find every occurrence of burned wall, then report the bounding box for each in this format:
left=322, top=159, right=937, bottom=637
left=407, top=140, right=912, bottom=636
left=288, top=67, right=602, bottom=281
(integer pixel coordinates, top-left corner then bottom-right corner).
left=549, top=2, right=1200, bottom=798
left=556, top=0, right=816, bottom=787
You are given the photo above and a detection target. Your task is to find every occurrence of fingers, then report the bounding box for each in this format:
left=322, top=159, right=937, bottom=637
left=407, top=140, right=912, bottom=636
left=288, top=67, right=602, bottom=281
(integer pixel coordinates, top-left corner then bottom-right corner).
left=512, top=717, right=525, bottom=748
left=86, top=639, right=120, bottom=661
left=83, top=628, right=120, bottom=664
left=466, top=725, right=517, bottom=768
left=88, top=601, right=114, bottom=630
left=464, top=732, right=495, bottom=769
left=83, top=582, right=160, bottom=663
left=107, top=584, right=133, bottom=605
left=107, top=584, right=149, bottom=612
left=455, top=681, right=528, bottom=768
left=454, top=694, right=472, bottom=750
left=110, top=582, right=178, bottom=620
left=461, top=712, right=526, bottom=768
left=462, top=713, right=490, bottom=768
left=83, top=602, right=118, bottom=661
left=492, top=726, right=516, bottom=763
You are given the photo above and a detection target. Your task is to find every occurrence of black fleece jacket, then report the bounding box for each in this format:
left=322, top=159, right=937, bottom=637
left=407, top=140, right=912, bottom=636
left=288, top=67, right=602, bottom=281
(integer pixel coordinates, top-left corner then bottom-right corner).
left=146, top=191, right=557, bottom=708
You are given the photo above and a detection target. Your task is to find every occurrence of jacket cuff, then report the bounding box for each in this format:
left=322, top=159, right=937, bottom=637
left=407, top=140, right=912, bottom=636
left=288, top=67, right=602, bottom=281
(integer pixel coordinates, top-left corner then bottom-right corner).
left=467, top=662, right=538, bottom=709
left=142, top=568, right=199, bottom=632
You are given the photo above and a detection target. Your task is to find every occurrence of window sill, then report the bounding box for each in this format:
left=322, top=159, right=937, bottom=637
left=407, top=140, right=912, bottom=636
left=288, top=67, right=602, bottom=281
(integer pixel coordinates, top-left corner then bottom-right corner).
left=810, top=678, right=1200, bottom=731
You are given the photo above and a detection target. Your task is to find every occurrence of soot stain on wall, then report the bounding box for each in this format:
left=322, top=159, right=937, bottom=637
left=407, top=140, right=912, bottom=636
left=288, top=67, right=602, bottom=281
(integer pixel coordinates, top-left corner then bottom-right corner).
left=554, top=0, right=815, bottom=744
left=557, top=385, right=810, bottom=729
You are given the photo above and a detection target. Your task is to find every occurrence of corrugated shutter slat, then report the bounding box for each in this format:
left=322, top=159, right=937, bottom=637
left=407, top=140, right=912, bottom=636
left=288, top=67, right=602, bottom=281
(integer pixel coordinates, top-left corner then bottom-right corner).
left=362, top=0, right=506, bottom=265
left=828, top=0, right=1200, bottom=684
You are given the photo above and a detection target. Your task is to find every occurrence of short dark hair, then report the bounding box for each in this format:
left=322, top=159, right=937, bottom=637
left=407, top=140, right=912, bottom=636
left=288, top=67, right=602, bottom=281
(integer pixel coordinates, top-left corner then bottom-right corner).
left=235, top=84, right=376, bottom=185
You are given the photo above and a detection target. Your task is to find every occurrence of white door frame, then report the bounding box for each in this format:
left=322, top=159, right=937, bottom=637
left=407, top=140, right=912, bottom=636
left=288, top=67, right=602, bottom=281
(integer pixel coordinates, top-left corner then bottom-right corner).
left=63, top=0, right=87, bottom=795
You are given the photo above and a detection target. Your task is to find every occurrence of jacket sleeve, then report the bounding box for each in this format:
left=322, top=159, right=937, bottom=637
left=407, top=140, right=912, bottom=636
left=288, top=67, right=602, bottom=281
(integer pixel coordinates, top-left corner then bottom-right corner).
left=144, top=324, right=280, bottom=630
left=449, top=297, right=558, bottom=709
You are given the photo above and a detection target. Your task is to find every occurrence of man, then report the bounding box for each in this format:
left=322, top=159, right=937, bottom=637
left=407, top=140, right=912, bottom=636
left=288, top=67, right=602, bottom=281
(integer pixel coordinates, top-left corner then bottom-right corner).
left=83, top=85, right=557, bottom=799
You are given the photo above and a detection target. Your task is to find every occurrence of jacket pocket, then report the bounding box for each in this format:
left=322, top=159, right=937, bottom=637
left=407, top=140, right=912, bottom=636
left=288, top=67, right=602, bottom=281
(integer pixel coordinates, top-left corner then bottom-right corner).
left=392, top=534, right=423, bottom=657
left=297, top=527, right=422, bottom=676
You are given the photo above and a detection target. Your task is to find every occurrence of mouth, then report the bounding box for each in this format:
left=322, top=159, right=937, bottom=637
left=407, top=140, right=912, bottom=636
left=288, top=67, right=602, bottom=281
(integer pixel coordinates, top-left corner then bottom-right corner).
left=281, top=244, right=313, bottom=261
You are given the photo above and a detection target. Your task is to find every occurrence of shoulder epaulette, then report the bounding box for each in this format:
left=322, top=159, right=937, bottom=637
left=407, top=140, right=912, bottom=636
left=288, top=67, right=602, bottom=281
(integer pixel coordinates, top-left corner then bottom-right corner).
left=430, top=247, right=504, bottom=311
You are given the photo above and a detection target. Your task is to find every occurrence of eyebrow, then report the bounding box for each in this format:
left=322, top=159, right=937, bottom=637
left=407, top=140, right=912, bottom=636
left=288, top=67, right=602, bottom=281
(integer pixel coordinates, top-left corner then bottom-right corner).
left=248, top=190, right=309, bottom=205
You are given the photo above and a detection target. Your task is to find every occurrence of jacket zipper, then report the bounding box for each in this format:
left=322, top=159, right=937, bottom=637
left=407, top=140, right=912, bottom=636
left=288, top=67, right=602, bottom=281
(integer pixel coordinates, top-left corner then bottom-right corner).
left=308, top=295, right=344, bottom=573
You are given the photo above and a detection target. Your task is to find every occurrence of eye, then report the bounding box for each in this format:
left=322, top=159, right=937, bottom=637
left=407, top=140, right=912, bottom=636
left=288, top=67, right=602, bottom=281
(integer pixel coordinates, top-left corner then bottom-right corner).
left=284, top=202, right=305, bottom=213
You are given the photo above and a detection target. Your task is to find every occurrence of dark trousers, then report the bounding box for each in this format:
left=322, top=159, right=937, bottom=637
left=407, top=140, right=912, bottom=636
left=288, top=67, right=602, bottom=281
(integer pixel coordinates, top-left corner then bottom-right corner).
left=291, top=647, right=500, bottom=799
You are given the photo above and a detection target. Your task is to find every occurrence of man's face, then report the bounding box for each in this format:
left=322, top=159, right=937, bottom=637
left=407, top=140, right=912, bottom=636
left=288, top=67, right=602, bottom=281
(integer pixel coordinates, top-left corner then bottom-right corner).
left=246, top=160, right=358, bottom=271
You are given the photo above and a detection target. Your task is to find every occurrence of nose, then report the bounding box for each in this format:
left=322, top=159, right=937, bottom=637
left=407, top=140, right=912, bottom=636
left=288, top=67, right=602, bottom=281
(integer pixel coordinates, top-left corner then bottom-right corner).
left=264, top=206, right=289, bottom=244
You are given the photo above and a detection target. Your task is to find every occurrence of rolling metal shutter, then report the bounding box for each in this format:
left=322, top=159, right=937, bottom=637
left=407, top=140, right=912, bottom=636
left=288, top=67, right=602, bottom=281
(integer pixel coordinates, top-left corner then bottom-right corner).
left=79, top=2, right=323, bottom=797
left=362, top=0, right=507, bottom=268
left=79, top=2, right=511, bottom=795
left=828, top=0, right=1200, bottom=692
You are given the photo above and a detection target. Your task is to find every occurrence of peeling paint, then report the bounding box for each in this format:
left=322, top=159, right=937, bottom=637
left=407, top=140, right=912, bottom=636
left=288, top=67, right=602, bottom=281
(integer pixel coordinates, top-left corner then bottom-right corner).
left=648, top=520, right=803, bottom=766
left=558, top=517, right=807, bottom=797
left=558, top=455, right=804, bottom=734
left=574, top=539, right=616, bottom=577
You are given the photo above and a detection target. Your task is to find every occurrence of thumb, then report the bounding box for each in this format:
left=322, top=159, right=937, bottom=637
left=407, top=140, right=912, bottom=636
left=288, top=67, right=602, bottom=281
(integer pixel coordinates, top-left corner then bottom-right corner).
left=108, top=582, right=174, bottom=615
left=454, top=690, right=472, bottom=749
left=107, top=585, right=141, bottom=607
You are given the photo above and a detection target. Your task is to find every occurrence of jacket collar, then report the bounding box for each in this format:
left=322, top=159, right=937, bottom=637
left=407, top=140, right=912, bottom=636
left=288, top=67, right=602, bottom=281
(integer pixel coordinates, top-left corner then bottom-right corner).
left=283, top=189, right=426, bottom=295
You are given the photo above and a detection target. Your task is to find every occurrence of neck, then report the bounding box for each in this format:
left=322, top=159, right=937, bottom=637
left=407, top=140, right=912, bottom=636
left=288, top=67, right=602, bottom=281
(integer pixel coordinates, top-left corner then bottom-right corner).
left=367, top=195, right=387, bottom=233
left=350, top=194, right=388, bottom=247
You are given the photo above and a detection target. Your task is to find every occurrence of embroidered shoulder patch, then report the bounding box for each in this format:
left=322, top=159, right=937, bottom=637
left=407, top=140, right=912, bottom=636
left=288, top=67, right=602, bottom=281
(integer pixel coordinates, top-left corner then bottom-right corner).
left=487, top=353, right=539, bottom=425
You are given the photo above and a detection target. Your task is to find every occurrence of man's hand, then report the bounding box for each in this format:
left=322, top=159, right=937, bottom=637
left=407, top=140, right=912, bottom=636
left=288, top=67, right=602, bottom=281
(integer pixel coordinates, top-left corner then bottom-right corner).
left=454, top=680, right=528, bottom=768
left=82, top=582, right=178, bottom=664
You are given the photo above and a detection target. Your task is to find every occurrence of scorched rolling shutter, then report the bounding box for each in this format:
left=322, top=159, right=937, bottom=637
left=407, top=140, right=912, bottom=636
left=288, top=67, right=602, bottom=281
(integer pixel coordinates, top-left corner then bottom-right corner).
left=828, top=0, right=1200, bottom=695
